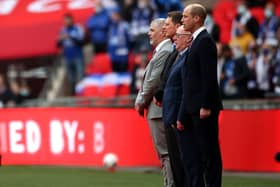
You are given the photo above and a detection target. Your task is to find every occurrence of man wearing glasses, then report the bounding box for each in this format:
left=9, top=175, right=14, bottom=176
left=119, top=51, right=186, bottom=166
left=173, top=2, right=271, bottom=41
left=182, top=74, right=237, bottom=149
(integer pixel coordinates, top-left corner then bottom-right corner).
left=162, top=25, right=192, bottom=187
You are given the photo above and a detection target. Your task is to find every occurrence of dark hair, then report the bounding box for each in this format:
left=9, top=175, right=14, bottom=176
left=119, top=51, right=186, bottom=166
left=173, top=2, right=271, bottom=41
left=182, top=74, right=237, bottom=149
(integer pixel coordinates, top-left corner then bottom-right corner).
left=167, top=11, right=182, bottom=25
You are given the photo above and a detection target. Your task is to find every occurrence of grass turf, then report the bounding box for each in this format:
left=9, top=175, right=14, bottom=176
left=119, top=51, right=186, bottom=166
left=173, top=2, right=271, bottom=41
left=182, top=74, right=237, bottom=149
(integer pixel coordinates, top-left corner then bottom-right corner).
left=0, top=166, right=280, bottom=187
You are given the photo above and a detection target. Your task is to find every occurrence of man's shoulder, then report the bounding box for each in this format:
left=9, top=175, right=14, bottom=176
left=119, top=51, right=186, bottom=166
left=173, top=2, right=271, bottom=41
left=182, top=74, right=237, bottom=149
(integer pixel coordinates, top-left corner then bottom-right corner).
left=195, top=31, right=215, bottom=47
left=160, top=40, right=173, bottom=52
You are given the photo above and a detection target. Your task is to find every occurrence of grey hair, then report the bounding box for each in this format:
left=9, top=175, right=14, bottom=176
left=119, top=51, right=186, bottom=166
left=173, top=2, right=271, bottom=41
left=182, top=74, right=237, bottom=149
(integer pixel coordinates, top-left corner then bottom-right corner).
left=151, top=18, right=166, bottom=29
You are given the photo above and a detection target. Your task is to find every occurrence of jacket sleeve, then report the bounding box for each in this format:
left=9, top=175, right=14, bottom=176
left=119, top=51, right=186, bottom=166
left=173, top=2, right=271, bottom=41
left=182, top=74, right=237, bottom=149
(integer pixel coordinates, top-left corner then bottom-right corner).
left=198, top=37, right=218, bottom=109
left=154, top=51, right=177, bottom=102
left=135, top=50, right=171, bottom=108
left=177, top=63, right=187, bottom=123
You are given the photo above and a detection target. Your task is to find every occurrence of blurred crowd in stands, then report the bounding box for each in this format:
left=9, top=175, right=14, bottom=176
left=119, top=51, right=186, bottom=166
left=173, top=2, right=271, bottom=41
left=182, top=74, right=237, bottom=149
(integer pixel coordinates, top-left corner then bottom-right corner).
left=56, top=0, right=280, bottom=100
left=216, top=0, right=280, bottom=99
left=57, top=0, right=183, bottom=95
left=3, top=0, right=276, bottom=108
left=0, top=74, right=31, bottom=107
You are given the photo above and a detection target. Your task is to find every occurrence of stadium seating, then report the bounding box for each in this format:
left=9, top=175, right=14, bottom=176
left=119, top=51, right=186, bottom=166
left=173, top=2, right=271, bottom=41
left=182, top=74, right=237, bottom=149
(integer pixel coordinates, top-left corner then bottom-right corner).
left=86, top=53, right=112, bottom=74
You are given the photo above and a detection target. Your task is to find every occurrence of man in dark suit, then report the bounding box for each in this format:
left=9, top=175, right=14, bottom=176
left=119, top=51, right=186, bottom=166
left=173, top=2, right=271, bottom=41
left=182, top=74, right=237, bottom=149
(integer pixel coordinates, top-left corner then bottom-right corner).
left=153, top=11, right=188, bottom=187
left=154, top=11, right=183, bottom=105
left=177, top=4, right=223, bottom=187
left=220, top=44, right=250, bottom=99
left=162, top=25, right=192, bottom=187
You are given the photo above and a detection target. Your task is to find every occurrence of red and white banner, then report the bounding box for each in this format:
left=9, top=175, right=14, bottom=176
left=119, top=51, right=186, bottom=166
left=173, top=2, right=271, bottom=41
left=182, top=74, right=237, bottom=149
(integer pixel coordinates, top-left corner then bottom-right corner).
left=1, top=108, right=280, bottom=172
left=0, top=108, right=159, bottom=167
left=0, top=0, right=93, bottom=59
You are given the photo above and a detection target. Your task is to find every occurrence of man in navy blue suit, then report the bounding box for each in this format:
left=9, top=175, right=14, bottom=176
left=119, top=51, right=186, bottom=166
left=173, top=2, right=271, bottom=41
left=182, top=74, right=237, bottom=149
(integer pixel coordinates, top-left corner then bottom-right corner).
left=153, top=11, right=190, bottom=187
left=162, top=25, right=192, bottom=187
left=177, top=4, right=223, bottom=187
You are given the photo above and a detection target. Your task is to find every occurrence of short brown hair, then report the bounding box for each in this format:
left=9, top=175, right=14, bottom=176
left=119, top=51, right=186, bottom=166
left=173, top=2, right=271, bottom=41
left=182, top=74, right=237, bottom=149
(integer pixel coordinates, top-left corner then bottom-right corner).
left=189, top=4, right=207, bottom=21
left=167, top=11, right=182, bottom=25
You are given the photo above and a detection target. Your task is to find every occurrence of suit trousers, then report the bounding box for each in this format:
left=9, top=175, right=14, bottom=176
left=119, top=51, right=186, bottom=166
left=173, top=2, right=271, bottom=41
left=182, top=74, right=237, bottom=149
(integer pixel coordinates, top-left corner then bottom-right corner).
left=177, top=113, right=222, bottom=187
left=147, top=118, right=174, bottom=187
left=165, top=126, right=188, bottom=187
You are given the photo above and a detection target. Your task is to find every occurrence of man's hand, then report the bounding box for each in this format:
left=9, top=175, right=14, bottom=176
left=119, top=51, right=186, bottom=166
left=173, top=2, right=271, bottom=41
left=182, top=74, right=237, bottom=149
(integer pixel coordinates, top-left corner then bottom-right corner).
left=135, top=103, right=144, bottom=117
left=176, top=120, right=184, bottom=131
left=153, top=97, right=162, bottom=107
left=200, top=108, right=211, bottom=119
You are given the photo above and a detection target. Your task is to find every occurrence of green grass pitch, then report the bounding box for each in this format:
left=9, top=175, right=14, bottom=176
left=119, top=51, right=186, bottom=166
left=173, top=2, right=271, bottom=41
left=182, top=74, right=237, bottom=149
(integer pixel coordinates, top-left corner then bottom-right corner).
left=0, top=166, right=280, bottom=187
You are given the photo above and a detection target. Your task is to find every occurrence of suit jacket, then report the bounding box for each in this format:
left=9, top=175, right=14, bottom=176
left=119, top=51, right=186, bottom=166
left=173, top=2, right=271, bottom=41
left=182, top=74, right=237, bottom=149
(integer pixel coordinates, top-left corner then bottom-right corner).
left=135, top=39, right=173, bottom=119
left=162, top=51, right=188, bottom=126
left=154, top=49, right=178, bottom=103
left=178, top=30, right=223, bottom=122
left=221, top=56, right=250, bottom=98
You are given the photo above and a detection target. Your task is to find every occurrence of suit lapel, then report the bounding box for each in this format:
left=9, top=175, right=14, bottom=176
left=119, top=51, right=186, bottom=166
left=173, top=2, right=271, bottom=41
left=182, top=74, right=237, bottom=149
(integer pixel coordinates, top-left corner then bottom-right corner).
left=141, top=39, right=172, bottom=90
left=189, top=30, right=207, bottom=52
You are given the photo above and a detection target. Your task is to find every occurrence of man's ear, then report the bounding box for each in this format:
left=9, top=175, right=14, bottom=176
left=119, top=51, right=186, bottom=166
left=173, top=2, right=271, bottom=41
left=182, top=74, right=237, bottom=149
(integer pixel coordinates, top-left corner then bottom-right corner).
left=194, top=15, right=200, bottom=23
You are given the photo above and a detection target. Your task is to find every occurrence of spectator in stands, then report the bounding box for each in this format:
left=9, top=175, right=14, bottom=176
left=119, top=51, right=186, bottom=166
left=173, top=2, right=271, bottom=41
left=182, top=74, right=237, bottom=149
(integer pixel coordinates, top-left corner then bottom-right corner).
left=230, top=23, right=255, bottom=55
left=205, top=8, right=220, bottom=42
left=256, top=41, right=275, bottom=97
left=19, top=80, right=31, bottom=100
left=9, top=80, right=24, bottom=105
left=131, top=52, right=150, bottom=93
left=130, top=0, right=155, bottom=53
left=57, top=13, right=85, bottom=94
left=118, top=0, right=137, bottom=22
left=152, top=0, right=182, bottom=18
left=231, top=0, right=259, bottom=39
left=130, top=0, right=156, bottom=92
left=257, top=2, right=280, bottom=45
left=86, top=0, right=111, bottom=53
left=108, top=6, right=131, bottom=72
left=0, top=75, right=16, bottom=107
left=246, top=41, right=261, bottom=98
left=272, top=26, right=280, bottom=94
left=220, top=44, right=250, bottom=99
left=245, top=0, right=266, bottom=7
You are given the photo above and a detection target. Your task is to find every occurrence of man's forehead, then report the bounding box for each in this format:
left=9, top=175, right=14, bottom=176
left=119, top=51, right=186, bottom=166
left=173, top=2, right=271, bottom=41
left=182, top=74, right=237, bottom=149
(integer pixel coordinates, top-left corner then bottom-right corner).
left=150, top=24, right=160, bottom=31
left=165, top=17, right=172, bottom=23
left=183, top=7, right=191, bottom=14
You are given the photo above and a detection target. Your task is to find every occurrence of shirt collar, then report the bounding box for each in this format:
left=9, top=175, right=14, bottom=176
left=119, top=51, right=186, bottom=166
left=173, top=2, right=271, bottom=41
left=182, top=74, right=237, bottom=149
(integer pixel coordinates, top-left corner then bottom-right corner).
left=192, top=26, right=206, bottom=41
left=155, top=39, right=171, bottom=52
left=179, top=47, right=188, bottom=56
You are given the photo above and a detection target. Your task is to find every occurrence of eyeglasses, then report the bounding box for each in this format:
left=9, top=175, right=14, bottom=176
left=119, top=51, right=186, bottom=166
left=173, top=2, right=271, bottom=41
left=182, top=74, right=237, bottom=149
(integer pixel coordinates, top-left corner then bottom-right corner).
left=175, top=33, right=192, bottom=37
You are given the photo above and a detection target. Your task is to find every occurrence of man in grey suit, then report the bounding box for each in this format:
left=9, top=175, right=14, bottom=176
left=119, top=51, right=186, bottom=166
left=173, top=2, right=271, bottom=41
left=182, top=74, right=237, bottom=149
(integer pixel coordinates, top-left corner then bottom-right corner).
left=135, top=18, right=174, bottom=187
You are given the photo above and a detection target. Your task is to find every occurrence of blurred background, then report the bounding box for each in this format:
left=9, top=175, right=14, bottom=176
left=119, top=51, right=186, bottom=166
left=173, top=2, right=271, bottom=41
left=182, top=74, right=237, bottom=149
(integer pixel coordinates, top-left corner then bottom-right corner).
left=0, top=0, right=280, bottom=105
left=0, top=0, right=280, bottom=186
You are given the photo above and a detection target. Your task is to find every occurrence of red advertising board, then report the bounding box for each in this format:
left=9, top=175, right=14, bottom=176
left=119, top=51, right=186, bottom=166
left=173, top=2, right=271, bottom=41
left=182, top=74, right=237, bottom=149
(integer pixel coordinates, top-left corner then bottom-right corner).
left=219, top=110, right=280, bottom=172
left=0, top=108, right=280, bottom=172
left=0, top=108, right=159, bottom=167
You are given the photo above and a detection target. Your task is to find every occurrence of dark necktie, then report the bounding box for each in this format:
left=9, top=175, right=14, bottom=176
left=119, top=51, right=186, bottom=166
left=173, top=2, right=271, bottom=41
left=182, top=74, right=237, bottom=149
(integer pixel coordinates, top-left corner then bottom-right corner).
left=174, top=53, right=182, bottom=63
